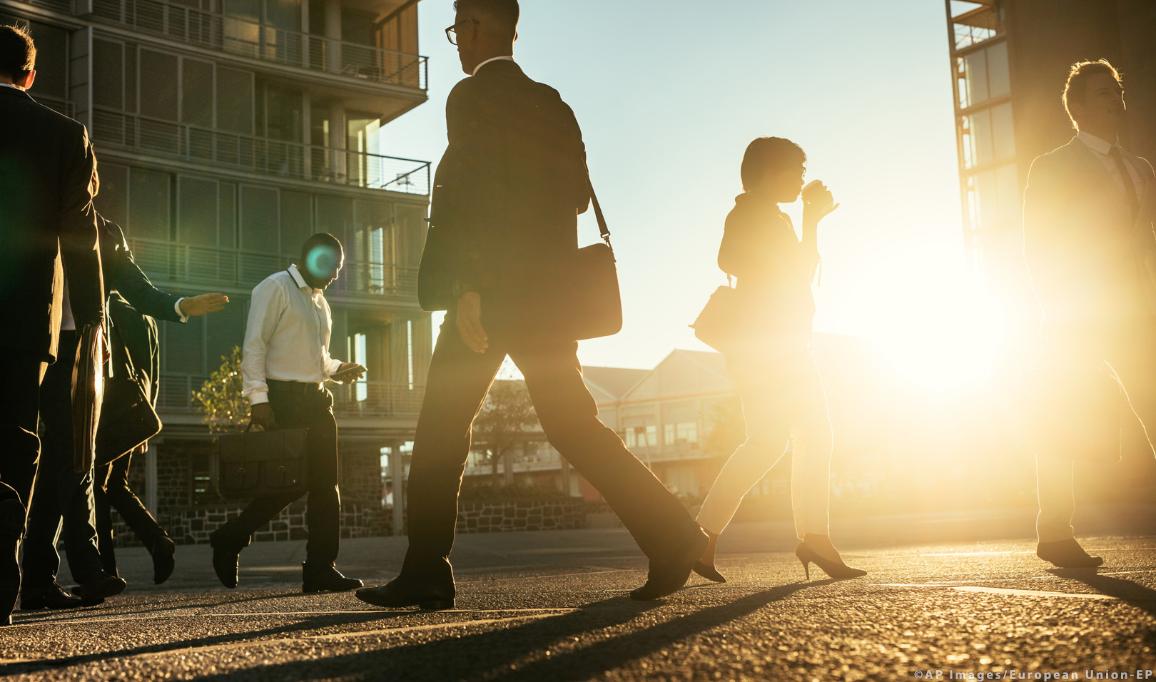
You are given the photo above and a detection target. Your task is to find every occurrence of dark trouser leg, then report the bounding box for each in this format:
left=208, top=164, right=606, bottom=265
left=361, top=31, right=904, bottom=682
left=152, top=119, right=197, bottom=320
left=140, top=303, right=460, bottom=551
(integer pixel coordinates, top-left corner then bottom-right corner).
left=93, top=461, right=117, bottom=576
left=299, top=390, right=339, bottom=565
left=512, top=342, right=701, bottom=560
left=400, top=319, right=505, bottom=585
left=0, top=354, right=44, bottom=510
left=104, top=450, right=166, bottom=548
left=24, top=332, right=107, bottom=586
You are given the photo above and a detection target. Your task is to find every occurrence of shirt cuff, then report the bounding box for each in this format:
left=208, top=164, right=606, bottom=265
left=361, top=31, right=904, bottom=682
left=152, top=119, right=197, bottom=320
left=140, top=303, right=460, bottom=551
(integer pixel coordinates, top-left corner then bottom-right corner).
left=247, top=390, right=269, bottom=405
left=325, top=357, right=344, bottom=377
left=174, top=298, right=188, bottom=323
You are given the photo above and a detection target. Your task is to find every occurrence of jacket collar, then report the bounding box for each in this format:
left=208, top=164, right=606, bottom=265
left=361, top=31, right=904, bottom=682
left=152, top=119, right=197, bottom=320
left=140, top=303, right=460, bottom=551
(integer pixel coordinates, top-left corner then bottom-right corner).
left=0, top=85, right=34, bottom=103
left=472, top=55, right=516, bottom=76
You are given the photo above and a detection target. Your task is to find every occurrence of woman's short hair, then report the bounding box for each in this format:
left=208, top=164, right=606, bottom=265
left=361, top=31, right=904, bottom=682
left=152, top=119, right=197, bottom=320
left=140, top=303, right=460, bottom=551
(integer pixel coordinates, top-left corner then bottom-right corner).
left=741, top=137, right=806, bottom=191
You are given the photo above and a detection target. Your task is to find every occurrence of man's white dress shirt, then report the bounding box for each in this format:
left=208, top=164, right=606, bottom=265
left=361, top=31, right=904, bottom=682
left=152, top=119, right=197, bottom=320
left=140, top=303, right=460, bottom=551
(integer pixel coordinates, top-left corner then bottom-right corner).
left=472, top=55, right=515, bottom=76
left=242, top=264, right=343, bottom=405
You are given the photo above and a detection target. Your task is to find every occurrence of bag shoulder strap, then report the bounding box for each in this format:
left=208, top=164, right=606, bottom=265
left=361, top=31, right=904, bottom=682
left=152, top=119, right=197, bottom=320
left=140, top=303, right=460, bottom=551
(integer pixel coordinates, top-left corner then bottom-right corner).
left=584, top=162, right=614, bottom=260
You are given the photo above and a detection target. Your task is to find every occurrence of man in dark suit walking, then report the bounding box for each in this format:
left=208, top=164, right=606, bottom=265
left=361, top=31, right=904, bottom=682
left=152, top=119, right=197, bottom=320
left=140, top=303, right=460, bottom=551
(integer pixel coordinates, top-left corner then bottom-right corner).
left=356, top=0, right=707, bottom=610
left=0, top=23, right=105, bottom=624
left=1023, top=59, right=1156, bottom=569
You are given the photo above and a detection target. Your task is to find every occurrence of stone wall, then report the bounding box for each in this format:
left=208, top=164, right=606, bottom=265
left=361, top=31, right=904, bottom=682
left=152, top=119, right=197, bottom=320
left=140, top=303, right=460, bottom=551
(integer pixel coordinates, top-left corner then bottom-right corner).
left=457, top=499, right=586, bottom=534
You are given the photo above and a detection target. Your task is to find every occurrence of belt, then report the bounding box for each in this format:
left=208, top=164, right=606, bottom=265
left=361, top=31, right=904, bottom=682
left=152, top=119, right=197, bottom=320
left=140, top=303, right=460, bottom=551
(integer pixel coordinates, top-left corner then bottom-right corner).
left=267, top=380, right=325, bottom=393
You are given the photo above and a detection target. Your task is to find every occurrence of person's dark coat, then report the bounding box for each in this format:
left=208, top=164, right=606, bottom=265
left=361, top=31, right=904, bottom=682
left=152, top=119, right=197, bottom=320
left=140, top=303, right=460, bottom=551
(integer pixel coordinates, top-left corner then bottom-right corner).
left=0, top=86, right=104, bottom=362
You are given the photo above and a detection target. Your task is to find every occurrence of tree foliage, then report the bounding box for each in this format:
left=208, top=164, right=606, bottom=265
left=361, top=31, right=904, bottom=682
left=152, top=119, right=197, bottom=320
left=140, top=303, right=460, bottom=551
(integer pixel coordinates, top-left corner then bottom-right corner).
left=193, top=346, right=250, bottom=434
left=472, top=380, right=538, bottom=485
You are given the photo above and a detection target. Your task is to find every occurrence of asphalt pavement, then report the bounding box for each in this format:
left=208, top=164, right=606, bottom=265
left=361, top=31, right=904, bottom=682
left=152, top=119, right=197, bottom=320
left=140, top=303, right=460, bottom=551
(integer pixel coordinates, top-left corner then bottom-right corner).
left=1, top=509, right=1154, bottom=681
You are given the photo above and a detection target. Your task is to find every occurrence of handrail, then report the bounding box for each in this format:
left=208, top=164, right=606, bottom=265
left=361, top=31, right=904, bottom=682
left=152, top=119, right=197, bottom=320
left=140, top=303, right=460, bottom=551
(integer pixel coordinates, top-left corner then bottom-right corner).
left=162, top=372, right=425, bottom=418
left=93, top=107, right=430, bottom=195
left=87, top=0, right=428, bottom=91
left=127, top=237, right=421, bottom=302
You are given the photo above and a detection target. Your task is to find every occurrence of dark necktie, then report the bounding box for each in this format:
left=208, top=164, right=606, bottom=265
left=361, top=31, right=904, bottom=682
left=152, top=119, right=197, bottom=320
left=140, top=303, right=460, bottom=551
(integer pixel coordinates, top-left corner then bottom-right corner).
left=1109, top=146, right=1140, bottom=222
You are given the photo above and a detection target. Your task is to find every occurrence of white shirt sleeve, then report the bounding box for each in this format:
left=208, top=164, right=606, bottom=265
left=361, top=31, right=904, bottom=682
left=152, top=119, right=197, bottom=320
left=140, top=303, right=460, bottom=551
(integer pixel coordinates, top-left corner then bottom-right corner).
left=321, top=297, right=344, bottom=378
left=174, top=297, right=188, bottom=323
left=242, top=278, right=285, bottom=405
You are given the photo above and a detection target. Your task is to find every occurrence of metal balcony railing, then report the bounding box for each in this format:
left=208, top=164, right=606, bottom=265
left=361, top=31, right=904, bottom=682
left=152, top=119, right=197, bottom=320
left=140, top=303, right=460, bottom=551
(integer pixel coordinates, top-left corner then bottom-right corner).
left=160, top=373, right=424, bottom=419
left=88, top=0, right=428, bottom=90
left=127, top=237, right=420, bottom=303
left=93, top=108, right=430, bottom=195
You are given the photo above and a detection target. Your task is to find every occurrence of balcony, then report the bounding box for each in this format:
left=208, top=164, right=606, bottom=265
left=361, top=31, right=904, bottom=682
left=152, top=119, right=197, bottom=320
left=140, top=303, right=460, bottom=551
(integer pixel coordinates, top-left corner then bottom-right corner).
left=128, top=237, right=420, bottom=304
left=159, top=373, right=424, bottom=420
left=93, top=108, right=430, bottom=195
left=87, top=0, right=428, bottom=91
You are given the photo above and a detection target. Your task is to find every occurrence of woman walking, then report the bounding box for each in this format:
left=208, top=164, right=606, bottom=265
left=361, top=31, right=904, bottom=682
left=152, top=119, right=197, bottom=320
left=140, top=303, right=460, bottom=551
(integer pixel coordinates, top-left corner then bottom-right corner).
left=694, top=137, right=865, bottom=583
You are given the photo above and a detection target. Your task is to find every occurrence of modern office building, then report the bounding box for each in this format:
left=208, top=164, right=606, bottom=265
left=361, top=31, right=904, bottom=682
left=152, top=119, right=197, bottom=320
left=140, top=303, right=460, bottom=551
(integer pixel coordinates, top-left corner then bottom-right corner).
left=945, top=0, right=1156, bottom=281
left=1, top=0, right=432, bottom=541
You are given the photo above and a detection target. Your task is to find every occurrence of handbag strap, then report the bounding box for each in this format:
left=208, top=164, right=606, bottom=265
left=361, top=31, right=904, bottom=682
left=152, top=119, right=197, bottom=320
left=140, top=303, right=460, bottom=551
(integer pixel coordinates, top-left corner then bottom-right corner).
left=584, top=162, right=614, bottom=261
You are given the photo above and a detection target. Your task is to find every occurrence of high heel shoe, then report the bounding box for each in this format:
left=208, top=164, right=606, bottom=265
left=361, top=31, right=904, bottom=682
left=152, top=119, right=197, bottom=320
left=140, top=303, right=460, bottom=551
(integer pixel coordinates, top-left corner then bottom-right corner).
left=692, top=561, right=727, bottom=583
left=795, top=541, right=866, bottom=581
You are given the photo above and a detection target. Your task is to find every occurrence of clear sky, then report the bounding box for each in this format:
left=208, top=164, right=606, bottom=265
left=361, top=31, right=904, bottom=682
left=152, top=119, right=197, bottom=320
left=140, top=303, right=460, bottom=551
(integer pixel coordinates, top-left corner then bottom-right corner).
left=382, top=0, right=970, bottom=371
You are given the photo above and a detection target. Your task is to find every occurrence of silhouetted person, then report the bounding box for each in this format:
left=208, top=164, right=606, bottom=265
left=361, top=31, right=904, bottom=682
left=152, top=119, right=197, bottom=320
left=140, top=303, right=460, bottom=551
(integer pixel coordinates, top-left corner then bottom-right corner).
left=1023, top=60, right=1156, bottom=569
left=20, top=209, right=220, bottom=609
left=89, top=215, right=228, bottom=585
left=356, top=0, right=708, bottom=610
left=0, top=23, right=105, bottom=624
left=691, top=138, right=864, bottom=584
left=209, top=233, right=365, bottom=593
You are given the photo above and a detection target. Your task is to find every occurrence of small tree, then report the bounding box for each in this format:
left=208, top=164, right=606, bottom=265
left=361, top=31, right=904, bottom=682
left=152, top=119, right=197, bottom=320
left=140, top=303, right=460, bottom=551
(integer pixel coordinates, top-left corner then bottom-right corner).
left=193, top=346, right=250, bottom=434
left=472, top=380, right=537, bottom=486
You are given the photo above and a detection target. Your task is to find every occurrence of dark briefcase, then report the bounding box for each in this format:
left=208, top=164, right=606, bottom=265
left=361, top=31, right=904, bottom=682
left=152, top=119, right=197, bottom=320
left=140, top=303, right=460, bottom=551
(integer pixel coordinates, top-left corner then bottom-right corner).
left=216, top=427, right=309, bottom=499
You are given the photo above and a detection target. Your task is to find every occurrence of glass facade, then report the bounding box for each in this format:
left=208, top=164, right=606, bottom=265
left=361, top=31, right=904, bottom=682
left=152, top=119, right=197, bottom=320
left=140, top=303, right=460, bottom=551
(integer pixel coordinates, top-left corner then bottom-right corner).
left=947, top=0, right=1019, bottom=270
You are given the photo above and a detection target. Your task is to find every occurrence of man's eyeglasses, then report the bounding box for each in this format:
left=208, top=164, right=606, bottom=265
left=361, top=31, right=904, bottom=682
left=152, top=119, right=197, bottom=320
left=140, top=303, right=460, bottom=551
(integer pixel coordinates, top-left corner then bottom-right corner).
left=444, top=19, right=478, bottom=46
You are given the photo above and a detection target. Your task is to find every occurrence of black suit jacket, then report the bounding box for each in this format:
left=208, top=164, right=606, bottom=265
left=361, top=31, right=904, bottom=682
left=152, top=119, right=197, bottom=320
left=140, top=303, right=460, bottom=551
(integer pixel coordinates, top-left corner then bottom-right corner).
left=0, top=86, right=104, bottom=362
left=424, top=60, right=591, bottom=333
left=99, top=215, right=183, bottom=324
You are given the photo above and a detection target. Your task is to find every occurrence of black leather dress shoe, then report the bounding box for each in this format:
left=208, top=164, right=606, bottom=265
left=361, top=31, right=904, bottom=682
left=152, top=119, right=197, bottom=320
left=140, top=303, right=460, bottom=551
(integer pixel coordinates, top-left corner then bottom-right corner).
left=302, top=562, right=363, bottom=593
left=21, top=582, right=103, bottom=610
left=630, top=527, right=711, bottom=601
left=356, top=578, right=455, bottom=611
left=0, top=498, right=24, bottom=626
left=150, top=535, right=176, bottom=585
left=210, top=533, right=241, bottom=589
left=71, top=573, right=127, bottom=601
left=1037, top=539, right=1104, bottom=568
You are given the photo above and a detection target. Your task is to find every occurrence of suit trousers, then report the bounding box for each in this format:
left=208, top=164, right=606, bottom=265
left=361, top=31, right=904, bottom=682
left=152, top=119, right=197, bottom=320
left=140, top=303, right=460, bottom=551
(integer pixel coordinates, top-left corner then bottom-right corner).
left=0, top=353, right=47, bottom=510
left=23, top=331, right=106, bottom=586
left=213, top=382, right=340, bottom=565
left=94, top=446, right=167, bottom=576
left=1031, top=318, right=1156, bottom=542
left=399, top=316, right=703, bottom=587
left=697, top=349, right=832, bottom=539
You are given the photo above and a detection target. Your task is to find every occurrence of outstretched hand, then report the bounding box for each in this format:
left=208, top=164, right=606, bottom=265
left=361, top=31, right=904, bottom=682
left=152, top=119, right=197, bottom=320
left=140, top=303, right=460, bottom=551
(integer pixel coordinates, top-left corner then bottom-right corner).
left=456, top=291, right=489, bottom=354
left=180, top=293, right=230, bottom=317
left=331, top=362, right=368, bottom=384
left=802, top=180, right=839, bottom=224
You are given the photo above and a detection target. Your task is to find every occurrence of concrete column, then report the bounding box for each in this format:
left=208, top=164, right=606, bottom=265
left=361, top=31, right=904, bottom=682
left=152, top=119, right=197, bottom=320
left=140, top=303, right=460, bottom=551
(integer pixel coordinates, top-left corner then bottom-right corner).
left=388, top=444, right=405, bottom=536
left=324, top=0, right=343, bottom=74
left=145, top=441, right=159, bottom=515
left=329, top=102, right=346, bottom=182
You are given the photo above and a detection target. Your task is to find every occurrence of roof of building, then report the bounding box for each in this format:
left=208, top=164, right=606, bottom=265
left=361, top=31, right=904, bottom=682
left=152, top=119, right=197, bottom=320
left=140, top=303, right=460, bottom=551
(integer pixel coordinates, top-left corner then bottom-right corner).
left=581, top=366, right=651, bottom=400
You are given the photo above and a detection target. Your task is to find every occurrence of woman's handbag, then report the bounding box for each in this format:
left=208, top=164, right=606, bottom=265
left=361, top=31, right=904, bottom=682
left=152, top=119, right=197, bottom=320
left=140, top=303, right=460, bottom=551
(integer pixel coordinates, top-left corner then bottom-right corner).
left=216, top=426, right=310, bottom=499
left=691, top=278, right=743, bottom=352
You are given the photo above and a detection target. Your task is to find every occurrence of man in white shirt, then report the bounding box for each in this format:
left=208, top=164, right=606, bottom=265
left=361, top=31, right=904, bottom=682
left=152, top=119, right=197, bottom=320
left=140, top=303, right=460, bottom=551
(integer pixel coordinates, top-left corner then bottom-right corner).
left=210, top=233, right=366, bottom=593
left=1023, top=59, right=1156, bottom=568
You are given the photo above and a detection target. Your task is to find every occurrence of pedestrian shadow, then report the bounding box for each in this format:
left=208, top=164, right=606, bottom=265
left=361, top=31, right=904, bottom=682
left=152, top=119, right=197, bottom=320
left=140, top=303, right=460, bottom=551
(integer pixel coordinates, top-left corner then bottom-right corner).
left=1049, top=568, right=1156, bottom=617
left=13, top=588, right=314, bottom=623
left=0, top=610, right=408, bottom=676
left=192, top=580, right=827, bottom=681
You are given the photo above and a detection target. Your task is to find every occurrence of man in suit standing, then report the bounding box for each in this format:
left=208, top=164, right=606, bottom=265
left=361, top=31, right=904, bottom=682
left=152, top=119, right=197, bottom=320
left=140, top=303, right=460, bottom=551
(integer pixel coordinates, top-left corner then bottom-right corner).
left=1023, top=59, right=1156, bottom=568
left=356, top=0, right=707, bottom=610
left=0, top=23, right=105, bottom=624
